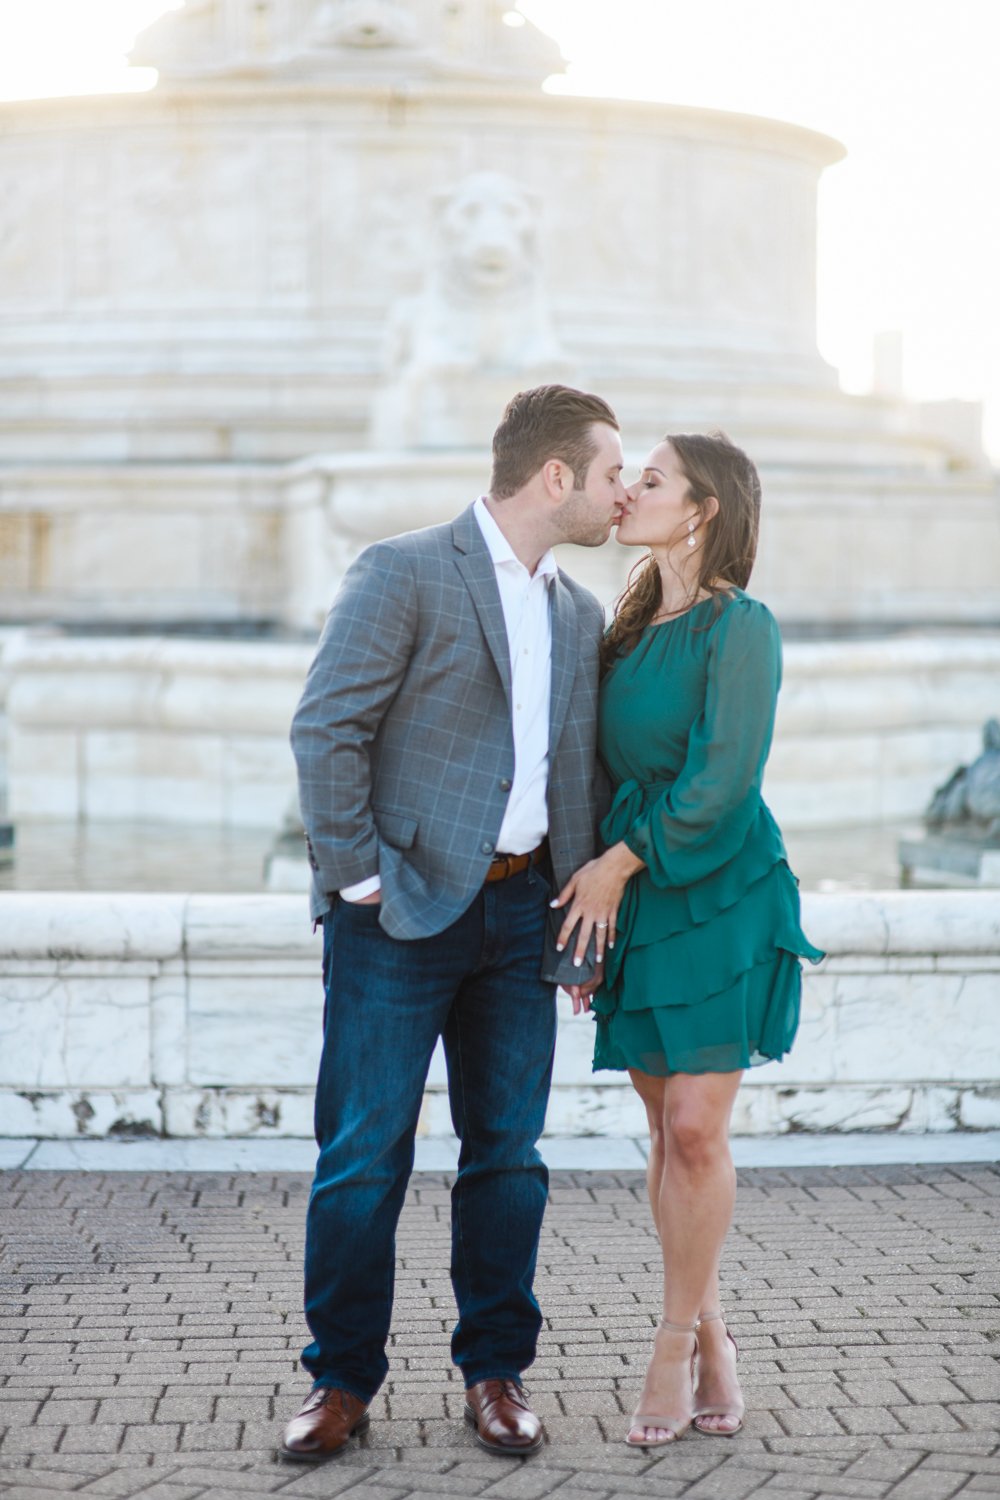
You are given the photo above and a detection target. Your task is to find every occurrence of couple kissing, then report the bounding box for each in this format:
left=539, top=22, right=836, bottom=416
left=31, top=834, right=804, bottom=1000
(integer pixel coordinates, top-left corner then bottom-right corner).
left=284, top=384, right=822, bottom=1460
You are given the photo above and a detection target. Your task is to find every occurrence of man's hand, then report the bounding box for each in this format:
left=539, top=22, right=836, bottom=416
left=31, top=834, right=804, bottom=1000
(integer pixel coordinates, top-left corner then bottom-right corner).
left=566, top=964, right=604, bottom=1016
left=347, top=891, right=381, bottom=905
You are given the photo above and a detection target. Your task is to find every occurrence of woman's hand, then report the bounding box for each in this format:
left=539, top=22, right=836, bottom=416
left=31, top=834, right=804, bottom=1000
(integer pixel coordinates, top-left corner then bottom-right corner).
left=551, top=842, right=644, bottom=968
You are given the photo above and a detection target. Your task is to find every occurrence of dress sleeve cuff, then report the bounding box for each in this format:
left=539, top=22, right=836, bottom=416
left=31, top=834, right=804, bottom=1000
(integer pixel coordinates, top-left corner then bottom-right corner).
left=624, top=826, right=649, bottom=861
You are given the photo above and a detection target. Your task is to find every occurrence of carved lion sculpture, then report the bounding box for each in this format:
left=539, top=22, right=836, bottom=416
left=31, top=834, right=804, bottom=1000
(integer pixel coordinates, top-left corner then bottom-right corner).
left=927, top=718, right=1000, bottom=835
left=311, top=0, right=418, bottom=49
left=383, top=170, right=569, bottom=375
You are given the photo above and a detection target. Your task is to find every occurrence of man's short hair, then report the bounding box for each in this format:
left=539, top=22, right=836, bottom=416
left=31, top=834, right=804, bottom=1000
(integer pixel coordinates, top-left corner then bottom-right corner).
left=490, top=385, right=619, bottom=499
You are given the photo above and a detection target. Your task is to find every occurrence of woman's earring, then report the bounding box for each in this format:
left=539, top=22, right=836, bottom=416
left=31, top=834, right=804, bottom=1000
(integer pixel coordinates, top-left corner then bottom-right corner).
left=687, top=521, right=697, bottom=548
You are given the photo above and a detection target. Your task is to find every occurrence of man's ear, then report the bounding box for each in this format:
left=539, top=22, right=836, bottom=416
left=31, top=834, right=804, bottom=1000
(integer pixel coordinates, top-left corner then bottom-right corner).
left=541, top=458, right=572, bottom=500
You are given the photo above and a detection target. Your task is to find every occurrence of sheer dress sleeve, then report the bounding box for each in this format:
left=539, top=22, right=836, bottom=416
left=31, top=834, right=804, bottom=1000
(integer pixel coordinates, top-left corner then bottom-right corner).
left=622, top=598, right=782, bottom=888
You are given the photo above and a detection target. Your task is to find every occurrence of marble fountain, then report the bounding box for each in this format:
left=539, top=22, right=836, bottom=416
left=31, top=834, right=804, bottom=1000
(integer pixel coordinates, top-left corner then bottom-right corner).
left=0, top=0, right=997, bottom=1139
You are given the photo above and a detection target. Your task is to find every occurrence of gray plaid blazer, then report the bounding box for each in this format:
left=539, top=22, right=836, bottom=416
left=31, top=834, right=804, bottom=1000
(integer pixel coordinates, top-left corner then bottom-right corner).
left=290, top=502, right=607, bottom=943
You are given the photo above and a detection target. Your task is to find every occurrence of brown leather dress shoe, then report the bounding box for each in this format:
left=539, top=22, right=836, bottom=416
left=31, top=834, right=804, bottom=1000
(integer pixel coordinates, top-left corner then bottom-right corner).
left=280, top=1385, right=370, bottom=1462
left=464, top=1378, right=543, bottom=1455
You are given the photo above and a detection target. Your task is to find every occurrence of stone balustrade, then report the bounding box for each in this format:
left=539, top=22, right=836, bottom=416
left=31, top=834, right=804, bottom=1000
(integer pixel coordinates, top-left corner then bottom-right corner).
left=1, top=460, right=998, bottom=631
left=0, top=891, right=997, bottom=1140
left=3, top=631, right=998, bottom=832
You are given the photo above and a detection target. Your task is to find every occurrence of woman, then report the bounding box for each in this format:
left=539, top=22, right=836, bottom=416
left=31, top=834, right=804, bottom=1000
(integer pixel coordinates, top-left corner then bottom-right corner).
left=553, top=432, right=823, bottom=1447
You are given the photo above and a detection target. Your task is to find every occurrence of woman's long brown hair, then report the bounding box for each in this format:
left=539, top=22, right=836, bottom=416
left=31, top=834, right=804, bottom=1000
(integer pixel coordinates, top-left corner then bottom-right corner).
left=600, top=431, right=762, bottom=674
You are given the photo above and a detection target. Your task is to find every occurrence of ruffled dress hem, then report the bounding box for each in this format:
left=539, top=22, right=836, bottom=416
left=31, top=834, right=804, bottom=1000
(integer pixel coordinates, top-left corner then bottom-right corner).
left=592, top=814, right=824, bottom=1078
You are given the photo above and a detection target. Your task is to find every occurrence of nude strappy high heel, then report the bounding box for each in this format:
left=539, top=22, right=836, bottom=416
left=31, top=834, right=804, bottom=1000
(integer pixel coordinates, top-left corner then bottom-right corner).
left=693, top=1311, right=745, bottom=1437
left=625, top=1317, right=698, bottom=1448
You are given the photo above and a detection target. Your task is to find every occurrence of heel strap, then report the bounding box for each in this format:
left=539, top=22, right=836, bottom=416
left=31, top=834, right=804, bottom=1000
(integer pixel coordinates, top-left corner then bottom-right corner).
left=698, top=1311, right=724, bottom=1325
left=658, top=1317, right=699, bottom=1334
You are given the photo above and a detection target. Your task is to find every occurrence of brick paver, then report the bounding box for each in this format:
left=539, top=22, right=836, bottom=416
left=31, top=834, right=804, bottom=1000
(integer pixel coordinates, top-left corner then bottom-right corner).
left=0, top=1164, right=998, bottom=1498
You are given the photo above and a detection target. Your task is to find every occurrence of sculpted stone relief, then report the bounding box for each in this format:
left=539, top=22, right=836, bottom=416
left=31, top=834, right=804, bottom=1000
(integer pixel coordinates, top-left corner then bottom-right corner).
left=114, top=137, right=259, bottom=307
left=119, top=150, right=215, bottom=303
left=0, top=172, right=30, bottom=293
left=313, top=131, right=429, bottom=299
left=131, top=0, right=561, bottom=81
left=70, top=149, right=111, bottom=303
left=928, top=720, right=1000, bottom=836
left=367, top=168, right=573, bottom=447
left=695, top=152, right=798, bottom=329
left=778, top=165, right=819, bottom=339
left=130, top=0, right=228, bottom=73
left=382, top=171, right=568, bottom=376
left=557, top=139, right=674, bottom=300
left=261, top=135, right=314, bottom=305
left=310, top=0, right=418, bottom=50
left=132, top=0, right=331, bottom=73
left=0, top=150, right=62, bottom=308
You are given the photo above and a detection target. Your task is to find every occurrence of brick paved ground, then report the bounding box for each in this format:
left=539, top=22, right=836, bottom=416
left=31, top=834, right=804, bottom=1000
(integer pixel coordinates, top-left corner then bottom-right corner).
left=1, top=1165, right=998, bottom=1499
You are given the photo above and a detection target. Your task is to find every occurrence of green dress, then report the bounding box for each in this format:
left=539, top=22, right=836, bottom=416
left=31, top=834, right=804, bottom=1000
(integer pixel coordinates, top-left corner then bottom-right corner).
left=592, top=589, right=823, bottom=1076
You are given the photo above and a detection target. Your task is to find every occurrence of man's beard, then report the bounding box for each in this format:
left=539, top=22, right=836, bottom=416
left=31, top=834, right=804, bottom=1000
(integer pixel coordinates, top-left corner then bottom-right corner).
left=551, top=488, right=611, bottom=548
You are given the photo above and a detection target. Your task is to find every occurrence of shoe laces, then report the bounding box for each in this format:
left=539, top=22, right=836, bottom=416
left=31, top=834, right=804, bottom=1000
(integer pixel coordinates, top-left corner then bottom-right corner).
left=481, top=1378, right=530, bottom=1410
left=308, top=1386, right=351, bottom=1413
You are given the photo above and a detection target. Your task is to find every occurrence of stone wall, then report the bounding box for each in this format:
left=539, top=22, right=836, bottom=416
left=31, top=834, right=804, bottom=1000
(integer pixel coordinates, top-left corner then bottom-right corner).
left=2, top=457, right=997, bottom=630
left=3, top=635, right=308, bottom=828
left=4, top=632, right=997, bottom=832
left=0, top=891, right=997, bottom=1140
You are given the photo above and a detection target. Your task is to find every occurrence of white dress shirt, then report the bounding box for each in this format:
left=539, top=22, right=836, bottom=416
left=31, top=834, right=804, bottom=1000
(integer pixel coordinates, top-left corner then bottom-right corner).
left=340, top=496, right=555, bottom=900
left=474, top=494, right=555, bottom=855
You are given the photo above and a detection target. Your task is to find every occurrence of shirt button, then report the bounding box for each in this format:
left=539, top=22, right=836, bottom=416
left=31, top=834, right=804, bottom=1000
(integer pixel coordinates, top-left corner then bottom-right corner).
left=482, top=841, right=494, bottom=855
left=500, top=778, right=512, bottom=792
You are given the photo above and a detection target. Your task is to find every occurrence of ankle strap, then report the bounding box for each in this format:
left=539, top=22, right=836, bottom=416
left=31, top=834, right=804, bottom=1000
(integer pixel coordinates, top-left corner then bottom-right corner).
left=698, top=1311, right=724, bottom=1324
left=658, top=1317, right=699, bottom=1333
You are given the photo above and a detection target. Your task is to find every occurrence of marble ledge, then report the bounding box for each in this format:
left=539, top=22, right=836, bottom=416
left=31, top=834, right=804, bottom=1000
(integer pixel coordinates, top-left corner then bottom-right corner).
left=777, top=634, right=1000, bottom=677
left=2, top=632, right=314, bottom=681
left=0, top=893, right=187, bottom=961
left=183, top=895, right=317, bottom=957
left=7, top=631, right=998, bottom=678
left=0, top=958, right=165, bottom=978
left=185, top=959, right=319, bottom=978
left=803, top=891, right=1000, bottom=955
left=816, top=954, right=1000, bottom=974
left=0, top=892, right=996, bottom=963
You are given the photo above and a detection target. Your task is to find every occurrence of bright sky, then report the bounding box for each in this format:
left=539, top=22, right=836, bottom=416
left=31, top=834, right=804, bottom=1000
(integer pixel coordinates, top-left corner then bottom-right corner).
left=1, top=0, right=998, bottom=460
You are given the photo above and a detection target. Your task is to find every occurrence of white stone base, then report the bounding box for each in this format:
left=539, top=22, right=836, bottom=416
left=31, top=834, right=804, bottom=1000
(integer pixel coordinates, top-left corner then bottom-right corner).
left=0, top=891, right=998, bottom=1140
left=4, top=1074, right=1000, bottom=1144
left=4, top=630, right=998, bottom=834
left=3, top=634, right=310, bottom=829
left=1, top=454, right=998, bottom=632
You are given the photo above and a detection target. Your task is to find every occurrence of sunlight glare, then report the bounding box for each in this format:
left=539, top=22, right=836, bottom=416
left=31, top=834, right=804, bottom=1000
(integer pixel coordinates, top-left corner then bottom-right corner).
left=0, top=0, right=179, bottom=101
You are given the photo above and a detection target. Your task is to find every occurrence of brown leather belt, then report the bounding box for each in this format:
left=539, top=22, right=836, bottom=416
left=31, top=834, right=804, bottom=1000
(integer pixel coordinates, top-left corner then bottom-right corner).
left=484, top=840, right=548, bottom=883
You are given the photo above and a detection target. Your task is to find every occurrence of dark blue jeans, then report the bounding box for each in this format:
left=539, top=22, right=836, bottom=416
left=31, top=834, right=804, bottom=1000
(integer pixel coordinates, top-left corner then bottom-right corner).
left=301, top=863, right=556, bottom=1403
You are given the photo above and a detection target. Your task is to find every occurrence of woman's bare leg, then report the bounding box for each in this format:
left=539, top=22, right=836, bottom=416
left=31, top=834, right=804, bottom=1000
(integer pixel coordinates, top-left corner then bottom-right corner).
left=659, top=1071, right=741, bottom=1318
left=624, top=1068, right=743, bottom=1444
left=629, top=1068, right=666, bottom=1240
left=661, top=1073, right=744, bottom=1434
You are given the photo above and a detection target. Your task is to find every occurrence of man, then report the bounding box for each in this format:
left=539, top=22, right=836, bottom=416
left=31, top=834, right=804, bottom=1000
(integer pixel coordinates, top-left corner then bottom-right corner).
left=283, top=385, right=625, bottom=1461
